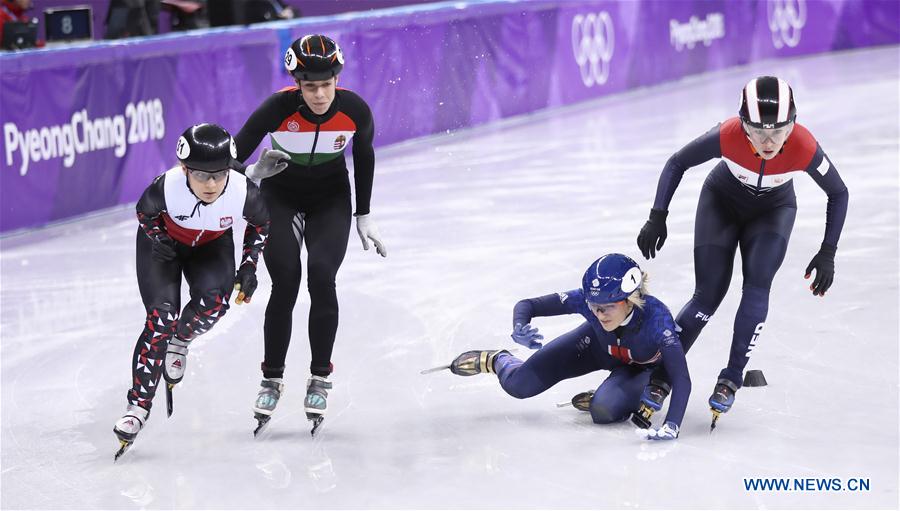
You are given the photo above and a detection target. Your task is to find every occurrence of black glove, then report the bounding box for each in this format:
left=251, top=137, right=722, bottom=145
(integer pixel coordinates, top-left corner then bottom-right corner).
left=151, top=236, right=177, bottom=262
left=804, top=243, right=836, bottom=296
left=233, top=263, right=258, bottom=304
left=636, top=208, right=668, bottom=259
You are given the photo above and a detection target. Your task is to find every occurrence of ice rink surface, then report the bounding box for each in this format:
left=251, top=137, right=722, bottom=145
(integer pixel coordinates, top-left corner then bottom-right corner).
left=2, top=46, right=898, bottom=509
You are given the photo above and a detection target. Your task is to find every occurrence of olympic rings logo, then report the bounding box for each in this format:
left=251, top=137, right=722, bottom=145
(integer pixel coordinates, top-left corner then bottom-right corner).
left=571, top=12, right=615, bottom=88
left=767, top=0, right=806, bottom=49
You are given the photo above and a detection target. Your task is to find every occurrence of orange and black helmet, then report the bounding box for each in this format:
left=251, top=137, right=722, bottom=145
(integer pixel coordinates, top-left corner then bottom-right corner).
left=284, top=34, right=344, bottom=81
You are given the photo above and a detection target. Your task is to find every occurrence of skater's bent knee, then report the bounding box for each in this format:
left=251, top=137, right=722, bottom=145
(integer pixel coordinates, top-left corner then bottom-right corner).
left=501, top=384, right=539, bottom=400
left=590, top=403, right=627, bottom=424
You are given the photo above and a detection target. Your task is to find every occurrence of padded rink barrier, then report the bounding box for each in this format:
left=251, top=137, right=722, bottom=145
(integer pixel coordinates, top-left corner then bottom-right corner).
left=1, top=0, right=898, bottom=233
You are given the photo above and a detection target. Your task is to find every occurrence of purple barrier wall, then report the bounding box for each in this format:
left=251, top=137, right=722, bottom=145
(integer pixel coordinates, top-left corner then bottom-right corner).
left=2, top=0, right=898, bottom=233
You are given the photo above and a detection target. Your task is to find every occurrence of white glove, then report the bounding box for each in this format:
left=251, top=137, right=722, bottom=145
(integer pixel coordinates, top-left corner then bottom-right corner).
left=245, top=148, right=289, bottom=181
left=355, top=214, right=387, bottom=257
left=635, top=421, right=679, bottom=441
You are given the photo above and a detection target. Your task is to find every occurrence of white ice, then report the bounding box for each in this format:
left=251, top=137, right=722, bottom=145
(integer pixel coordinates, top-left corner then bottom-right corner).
left=2, top=46, right=898, bottom=509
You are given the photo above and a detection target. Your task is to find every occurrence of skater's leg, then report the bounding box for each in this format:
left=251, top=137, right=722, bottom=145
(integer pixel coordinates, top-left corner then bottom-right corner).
left=165, top=235, right=235, bottom=384
left=261, top=194, right=304, bottom=379
left=719, top=205, right=796, bottom=387
left=127, top=229, right=181, bottom=411
left=303, top=186, right=352, bottom=377
left=590, top=365, right=652, bottom=424
left=496, top=322, right=603, bottom=399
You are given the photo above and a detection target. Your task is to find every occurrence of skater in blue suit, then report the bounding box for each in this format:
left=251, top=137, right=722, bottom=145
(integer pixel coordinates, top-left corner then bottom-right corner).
left=446, top=254, right=690, bottom=440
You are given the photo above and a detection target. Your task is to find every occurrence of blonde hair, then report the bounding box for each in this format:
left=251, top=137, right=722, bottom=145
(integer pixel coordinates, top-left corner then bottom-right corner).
left=627, top=272, right=650, bottom=309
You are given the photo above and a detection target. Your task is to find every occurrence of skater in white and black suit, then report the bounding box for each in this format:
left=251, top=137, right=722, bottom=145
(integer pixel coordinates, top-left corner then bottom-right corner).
left=113, top=124, right=270, bottom=457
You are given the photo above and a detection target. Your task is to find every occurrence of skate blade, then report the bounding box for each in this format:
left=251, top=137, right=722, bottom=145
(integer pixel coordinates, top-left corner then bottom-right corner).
left=166, top=384, right=175, bottom=418
left=631, top=412, right=652, bottom=429
left=309, top=416, right=325, bottom=437
left=710, top=409, right=721, bottom=433
left=253, top=414, right=271, bottom=437
left=114, top=440, right=132, bottom=462
left=420, top=364, right=451, bottom=375
left=555, top=401, right=573, bottom=408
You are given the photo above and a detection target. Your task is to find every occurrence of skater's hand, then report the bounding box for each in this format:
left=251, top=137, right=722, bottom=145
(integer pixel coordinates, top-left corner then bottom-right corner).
left=356, top=214, right=387, bottom=257
left=636, top=208, right=668, bottom=260
left=151, top=236, right=177, bottom=262
left=233, top=263, right=258, bottom=304
left=636, top=421, right=679, bottom=441
left=804, top=243, right=836, bottom=297
left=245, top=148, right=289, bottom=181
left=511, top=323, right=543, bottom=349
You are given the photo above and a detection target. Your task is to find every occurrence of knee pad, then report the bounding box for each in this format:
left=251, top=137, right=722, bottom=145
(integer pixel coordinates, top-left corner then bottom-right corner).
left=175, top=289, right=229, bottom=341
left=589, top=394, right=631, bottom=424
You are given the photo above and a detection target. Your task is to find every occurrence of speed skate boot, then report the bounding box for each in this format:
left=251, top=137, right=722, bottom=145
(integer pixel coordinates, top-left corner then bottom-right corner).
left=163, top=338, right=191, bottom=385
left=632, top=380, right=671, bottom=429
left=163, top=338, right=191, bottom=417
left=449, top=349, right=510, bottom=376
left=252, top=377, right=284, bottom=436
left=113, top=404, right=149, bottom=461
left=569, top=391, right=594, bottom=411
left=305, top=376, right=332, bottom=436
left=708, top=378, right=738, bottom=431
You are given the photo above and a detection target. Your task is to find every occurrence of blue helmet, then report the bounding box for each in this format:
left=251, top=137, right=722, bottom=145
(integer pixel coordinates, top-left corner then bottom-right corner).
left=582, top=253, right=644, bottom=304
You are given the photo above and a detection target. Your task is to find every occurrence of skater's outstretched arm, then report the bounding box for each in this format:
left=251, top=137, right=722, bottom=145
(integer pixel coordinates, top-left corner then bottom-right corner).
left=510, top=290, right=584, bottom=350
left=639, top=125, right=721, bottom=260
left=234, top=181, right=271, bottom=304
left=657, top=326, right=690, bottom=430
left=802, top=141, right=848, bottom=296
left=512, top=289, right=583, bottom=326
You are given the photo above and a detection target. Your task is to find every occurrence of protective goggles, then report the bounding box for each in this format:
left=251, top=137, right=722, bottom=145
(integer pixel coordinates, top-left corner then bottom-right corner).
left=187, top=168, right=229, bottom=182
left=742, top=122, right=792, bottom=145
left=587, top=301, right=625, bottom=315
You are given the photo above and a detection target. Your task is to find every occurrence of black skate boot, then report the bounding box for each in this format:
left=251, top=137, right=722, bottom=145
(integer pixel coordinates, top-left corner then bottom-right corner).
left=632, top=380, right=671, bottom=429
left=709, top=378, right=738, bottom=431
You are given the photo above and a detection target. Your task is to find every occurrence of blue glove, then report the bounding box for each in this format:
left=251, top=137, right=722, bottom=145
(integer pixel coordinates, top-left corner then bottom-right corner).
left=636, top=421, right=679, bottom=441
left=511, top=323, right=543, bottom=349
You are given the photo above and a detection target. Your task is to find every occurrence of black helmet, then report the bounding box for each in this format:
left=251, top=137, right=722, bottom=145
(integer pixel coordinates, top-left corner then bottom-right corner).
left=175, top=124, right=238, bottom=171
left=739, top=76, right=797, bottom=129
left=284, top=34, right=344, bottom=81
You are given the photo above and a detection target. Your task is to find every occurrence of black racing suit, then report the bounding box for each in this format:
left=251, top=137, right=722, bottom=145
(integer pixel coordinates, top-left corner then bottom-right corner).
left=236, top=87, right=375, bottom=378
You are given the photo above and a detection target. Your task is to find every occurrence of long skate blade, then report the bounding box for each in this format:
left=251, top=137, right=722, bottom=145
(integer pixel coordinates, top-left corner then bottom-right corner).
left=420, top=364, right=451, bottom=375
left=253, top=415, right=271, bottom=437
left=555, top=401, right=573, bottom=408
left=166, top=384, right=174, bottom=418
left=710, top=409, right=721, bottom=433
left=310, top=416, right=324, bottom=436
left=114, top=440, right=132, bottom=462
